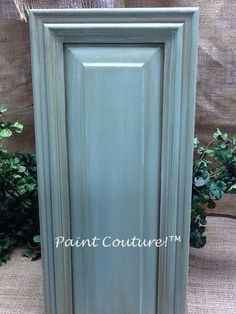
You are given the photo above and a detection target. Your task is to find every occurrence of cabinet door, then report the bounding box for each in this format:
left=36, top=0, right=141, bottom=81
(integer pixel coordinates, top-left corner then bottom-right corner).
left=30, top=8, right=199, bottom=314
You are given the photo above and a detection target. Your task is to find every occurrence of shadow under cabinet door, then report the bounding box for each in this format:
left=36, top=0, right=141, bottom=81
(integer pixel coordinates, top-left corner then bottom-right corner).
left=29, top=8, right=199, bottom=314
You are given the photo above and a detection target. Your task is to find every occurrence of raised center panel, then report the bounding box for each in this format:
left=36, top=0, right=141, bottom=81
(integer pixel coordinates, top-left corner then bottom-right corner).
left=65, top=45, right=163, bottom=314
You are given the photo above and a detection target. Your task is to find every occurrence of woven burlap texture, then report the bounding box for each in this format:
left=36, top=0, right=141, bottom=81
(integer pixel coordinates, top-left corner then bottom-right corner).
left=187, top=216, right=236, bottom=314
left=12, top=0, right=125, bottom=21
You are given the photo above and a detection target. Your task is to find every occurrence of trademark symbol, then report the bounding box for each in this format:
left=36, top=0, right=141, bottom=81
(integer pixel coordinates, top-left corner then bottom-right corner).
left=168, top=235, right=181, bottom=242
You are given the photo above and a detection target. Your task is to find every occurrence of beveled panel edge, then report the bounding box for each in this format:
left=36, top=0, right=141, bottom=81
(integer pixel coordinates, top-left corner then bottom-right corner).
left=65, top=44, right=162, bottom=65
left=44, top=23, right=183, bottom=44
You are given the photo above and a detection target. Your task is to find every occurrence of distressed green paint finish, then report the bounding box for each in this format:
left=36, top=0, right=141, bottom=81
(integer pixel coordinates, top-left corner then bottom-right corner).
left=29, top=8, right=199, bottom=314
left=65, top=45, right=162, bottom=314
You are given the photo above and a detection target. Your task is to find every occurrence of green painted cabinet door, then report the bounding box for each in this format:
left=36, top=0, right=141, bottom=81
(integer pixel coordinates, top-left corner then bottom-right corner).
left=29, top=8, right=199, bottom=314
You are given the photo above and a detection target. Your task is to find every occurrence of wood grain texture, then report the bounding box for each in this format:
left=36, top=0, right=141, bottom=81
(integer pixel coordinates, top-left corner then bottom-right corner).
left=29, top=8, right=198, bottom=314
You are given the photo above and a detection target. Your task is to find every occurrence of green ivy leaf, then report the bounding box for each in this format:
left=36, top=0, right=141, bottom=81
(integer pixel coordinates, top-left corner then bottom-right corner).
left=33, top=235, right=40, bottom=243
left=232, top=134, right=236, bottom=145
left=18, top=166, right=26, bottom=173
left=213, top=128, right=223, bottom=140
left=0, top=106, right=7, bottom=115
left=194, top=177, right=205, bottom=187
left=222, top=132, right=228, bottom=141
left=206, top=149, right=214, bottom=157
left=194, top=137, right=200, bottom=148
left=208, top=181, right=226, bottom=200
left=22, top=250, right=33, bottom=258
left=194, top=176, right=209, bottom=187
left=27, top=183, right=36, bottom=191
left=228, top=184, right=236, bottom=193
left=219, top=142, right=226, bottom=149
left=0, top=128, right=12, bottom=138
left=11, top=122, right=24, bottom=133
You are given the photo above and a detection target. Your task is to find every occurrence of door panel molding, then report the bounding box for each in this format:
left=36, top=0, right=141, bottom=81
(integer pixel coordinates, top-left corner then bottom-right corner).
left=29, top=8, right=199, bottom=314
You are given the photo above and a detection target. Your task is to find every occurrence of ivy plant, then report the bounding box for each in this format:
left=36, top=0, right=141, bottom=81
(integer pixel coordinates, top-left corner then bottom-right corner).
left=0, top=106, right=23, bottom=138
left=0, top=106, right=40, bottom=265
left=191, top=129, right=236, bottom=248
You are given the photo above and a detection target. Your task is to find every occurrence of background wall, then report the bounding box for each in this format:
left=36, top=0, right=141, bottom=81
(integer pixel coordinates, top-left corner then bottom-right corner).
left=1, top=1, right=33, bottom=151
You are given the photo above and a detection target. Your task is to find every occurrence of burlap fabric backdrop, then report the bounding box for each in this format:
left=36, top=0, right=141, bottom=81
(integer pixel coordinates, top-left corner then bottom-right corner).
left=0, top=0, right=236, bottom=214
